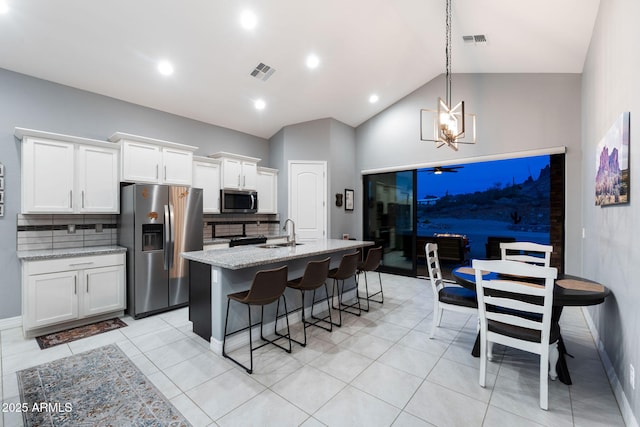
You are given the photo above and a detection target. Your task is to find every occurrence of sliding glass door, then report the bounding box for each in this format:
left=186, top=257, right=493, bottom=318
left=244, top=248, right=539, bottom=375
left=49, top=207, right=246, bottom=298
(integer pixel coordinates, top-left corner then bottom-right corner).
left=363, top=170, right=416, bottom=276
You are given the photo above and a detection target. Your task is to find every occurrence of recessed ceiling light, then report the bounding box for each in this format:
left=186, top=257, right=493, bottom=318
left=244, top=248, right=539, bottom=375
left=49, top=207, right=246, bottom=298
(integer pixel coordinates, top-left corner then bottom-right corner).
left=0, top=2, right=9, bottom=14
left=369, top=94, right=379, bottom=104
left=157, top=60, right=174, bottom=76
left=240, top=9, right=257, bottom=30
left=254, top=99, right=266, bottom=110
left=306, top=54, right=320, bottom=69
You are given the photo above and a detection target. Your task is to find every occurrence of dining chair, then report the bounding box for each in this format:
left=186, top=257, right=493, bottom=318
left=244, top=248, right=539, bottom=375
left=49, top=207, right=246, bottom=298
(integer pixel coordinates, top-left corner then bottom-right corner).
left=500, top=241, right=552, bottom=266
left=283, top=257, right=332, bottom=346
left=357, top=246, right=384, bottom=311
left=472, top=259, right=559, bottom=410
left=222, top=265, right=292, bottom=374
left=426, top=243, right=478, bottom=339
left=329, top=251, right=361, bottom=327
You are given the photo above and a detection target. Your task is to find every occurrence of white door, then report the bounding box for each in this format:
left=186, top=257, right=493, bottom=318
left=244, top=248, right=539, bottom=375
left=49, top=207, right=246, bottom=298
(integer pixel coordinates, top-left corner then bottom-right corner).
left=289, top=161, right=327, bottom=240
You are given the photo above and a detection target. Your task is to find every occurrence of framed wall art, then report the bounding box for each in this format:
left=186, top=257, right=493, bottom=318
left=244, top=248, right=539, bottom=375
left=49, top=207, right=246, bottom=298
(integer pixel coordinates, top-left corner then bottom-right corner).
left=595, top=112, right=630, bottom=206
left=345, top=189, right=354, bottom=211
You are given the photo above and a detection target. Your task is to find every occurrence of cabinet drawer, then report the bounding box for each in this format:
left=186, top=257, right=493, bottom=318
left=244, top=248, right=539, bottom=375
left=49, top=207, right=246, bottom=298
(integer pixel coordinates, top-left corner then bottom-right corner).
left=25, top=253, right=125, bottom=275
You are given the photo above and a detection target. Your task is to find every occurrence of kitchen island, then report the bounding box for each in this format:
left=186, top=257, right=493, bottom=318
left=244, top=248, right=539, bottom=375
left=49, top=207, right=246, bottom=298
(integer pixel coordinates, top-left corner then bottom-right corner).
left=181, top=239, right=373, bottom=354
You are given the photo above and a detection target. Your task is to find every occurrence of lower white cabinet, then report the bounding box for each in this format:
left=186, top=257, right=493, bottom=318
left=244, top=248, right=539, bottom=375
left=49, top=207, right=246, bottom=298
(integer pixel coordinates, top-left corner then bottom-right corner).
left=22, top=253, right=126, bottom=336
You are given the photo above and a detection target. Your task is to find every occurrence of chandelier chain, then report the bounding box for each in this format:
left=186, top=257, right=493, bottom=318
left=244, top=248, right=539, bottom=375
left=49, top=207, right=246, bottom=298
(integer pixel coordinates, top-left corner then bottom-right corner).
left=445, top=0, right=452, bottom=107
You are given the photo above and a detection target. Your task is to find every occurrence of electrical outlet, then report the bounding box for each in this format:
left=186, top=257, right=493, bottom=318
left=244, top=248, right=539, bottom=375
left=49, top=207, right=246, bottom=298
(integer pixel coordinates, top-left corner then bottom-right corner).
left=631, top=364, right=635, bottom=390
left=67, top=224, right=76, bottom=234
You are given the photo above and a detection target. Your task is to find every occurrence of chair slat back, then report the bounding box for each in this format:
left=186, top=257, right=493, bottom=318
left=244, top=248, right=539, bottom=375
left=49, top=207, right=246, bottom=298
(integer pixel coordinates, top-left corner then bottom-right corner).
left=500, top=242, right=552, bottom=266
left=425, top=243, right=444, bottom=296
left=473, top=259, right=557, bottom=342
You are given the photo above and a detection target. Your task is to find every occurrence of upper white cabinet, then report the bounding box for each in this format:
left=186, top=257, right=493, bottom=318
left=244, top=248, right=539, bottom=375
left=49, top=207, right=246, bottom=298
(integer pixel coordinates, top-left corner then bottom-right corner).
left=256, top=167, right=278, bottom=214
left=109, top=132, right=197, bottom=186
left=193, top=156, right=221, bottom=213
left=209, top=152, right=259, bottom=191
left=17, top=128, right=119, bottom=214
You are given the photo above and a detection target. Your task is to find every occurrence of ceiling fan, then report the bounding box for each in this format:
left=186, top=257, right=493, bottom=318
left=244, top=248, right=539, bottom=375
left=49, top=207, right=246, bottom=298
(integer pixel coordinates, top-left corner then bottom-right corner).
left=424, top=166, right=464, bottom=174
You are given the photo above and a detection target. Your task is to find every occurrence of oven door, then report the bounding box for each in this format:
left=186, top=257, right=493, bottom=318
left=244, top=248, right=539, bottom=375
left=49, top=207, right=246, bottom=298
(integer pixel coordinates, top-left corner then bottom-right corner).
left=220, top=189, right=257, bottom=213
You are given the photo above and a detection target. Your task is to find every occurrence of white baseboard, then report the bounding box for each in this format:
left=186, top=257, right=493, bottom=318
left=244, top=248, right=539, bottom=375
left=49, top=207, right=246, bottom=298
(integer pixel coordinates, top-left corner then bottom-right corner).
left=0, top=315, right=22, bottom=331
left=581, top=307, right=638, bottom=427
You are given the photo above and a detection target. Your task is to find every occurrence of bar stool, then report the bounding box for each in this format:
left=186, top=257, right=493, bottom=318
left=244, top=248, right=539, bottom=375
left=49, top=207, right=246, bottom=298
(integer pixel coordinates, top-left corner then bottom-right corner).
left=329, top=251, right=361, bottom=327
left=283, top=257, right=332, bottom=346
left=357, top=246, right=384, bottom=311
left=222, top=265, right=292, bottom=374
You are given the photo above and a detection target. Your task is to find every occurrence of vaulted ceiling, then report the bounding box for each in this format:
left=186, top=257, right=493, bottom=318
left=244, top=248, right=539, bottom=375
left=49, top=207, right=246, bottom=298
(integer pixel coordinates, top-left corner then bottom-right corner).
left=0, top=0, right=600, bottom=138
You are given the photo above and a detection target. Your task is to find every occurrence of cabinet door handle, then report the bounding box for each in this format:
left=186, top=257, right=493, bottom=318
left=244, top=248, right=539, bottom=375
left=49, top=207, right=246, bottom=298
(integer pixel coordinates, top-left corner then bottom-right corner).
left=237, top=174, right=241, bottom=187
left=74, top=276, right=77, bottom=295
left=86, top=274, right=89, bottom=293
left=164, top=165, right=167, bottom=181
left=69, top=262, right=94, bottom=267
left=156, top=164, right=159, bottom=179
left=243, top=175, right=246, bottom=187
left=69, top=190, right=73, bottom=208
left=82, top=190, right=85, bottom=208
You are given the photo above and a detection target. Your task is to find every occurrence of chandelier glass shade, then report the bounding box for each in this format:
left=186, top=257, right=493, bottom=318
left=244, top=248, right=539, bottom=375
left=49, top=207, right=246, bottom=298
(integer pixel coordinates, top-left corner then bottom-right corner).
left=420, top=0, right=476, bottom=151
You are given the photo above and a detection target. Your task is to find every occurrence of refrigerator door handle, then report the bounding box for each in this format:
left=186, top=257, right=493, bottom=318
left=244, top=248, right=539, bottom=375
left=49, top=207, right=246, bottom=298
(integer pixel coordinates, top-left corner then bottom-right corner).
left=168, top=204, right=175, bottom=269
left=164, top=204, right=171, bottom=270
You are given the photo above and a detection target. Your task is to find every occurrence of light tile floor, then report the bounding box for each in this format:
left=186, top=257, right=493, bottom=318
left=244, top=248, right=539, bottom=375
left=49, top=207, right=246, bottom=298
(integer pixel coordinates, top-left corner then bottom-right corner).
left=0, top=274, right=625, bottom=427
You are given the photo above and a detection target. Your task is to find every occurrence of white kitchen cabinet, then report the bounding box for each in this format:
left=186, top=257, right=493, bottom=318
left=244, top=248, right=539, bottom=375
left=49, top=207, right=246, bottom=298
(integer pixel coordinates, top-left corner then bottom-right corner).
left=22, top=253, right=126, bottom=337
left=17, top=129, right=120, bottom=214
left=193, top=157, right=221, bottom=213
left=77, top=144, right=119, bottom=213
left=256, top=167, right=278, bottom=213
left=110, top=132, right=197, bottom=185
left=209, top=152, right=260, bottom=191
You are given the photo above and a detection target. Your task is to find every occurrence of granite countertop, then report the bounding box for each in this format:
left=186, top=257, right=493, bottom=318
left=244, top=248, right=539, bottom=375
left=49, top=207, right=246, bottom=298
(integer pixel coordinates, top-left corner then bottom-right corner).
left=17, top=245, right=127, bottom=261
left=182, top=239, right=373, bottom=270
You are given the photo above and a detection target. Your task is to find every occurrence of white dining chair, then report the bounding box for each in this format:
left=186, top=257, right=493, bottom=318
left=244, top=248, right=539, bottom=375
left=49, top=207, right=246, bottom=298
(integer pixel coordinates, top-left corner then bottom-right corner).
left=473, top=259, right=559, bottom=410
left=426, top=243, right=477, bottom=339
left=500, top=241, right=552, bottom=266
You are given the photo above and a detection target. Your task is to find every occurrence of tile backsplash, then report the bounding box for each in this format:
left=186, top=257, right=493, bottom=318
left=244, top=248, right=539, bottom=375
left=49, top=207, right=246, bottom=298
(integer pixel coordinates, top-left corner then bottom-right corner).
left=17, top=214, right=118, bottom=251
left=17, top=213, right=282, bottom=251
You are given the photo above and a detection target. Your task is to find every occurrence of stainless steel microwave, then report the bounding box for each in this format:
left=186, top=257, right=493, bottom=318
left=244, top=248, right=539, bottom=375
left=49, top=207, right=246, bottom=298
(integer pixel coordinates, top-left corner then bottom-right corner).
left=220, top=189, right=258, bottom=213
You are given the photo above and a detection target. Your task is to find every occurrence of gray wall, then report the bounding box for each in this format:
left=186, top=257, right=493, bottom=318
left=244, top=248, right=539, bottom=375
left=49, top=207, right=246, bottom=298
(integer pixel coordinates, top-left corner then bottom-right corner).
left=0, top=68, right=269, bottom=319
left=582, top=0, right=640, bottom=421
left=268, top=118, right=359, bottom=240
left=354, top=73, right=583, bottom=272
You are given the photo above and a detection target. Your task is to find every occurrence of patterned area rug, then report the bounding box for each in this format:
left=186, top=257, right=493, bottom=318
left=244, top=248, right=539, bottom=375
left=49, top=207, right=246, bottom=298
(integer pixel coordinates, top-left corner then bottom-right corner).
left=17, top=344, right=191, bottom=427
left=35, top=318, right=128, bottom=349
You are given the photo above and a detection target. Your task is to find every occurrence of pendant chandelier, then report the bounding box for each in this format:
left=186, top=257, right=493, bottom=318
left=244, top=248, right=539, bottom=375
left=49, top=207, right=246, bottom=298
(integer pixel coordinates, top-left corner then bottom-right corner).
left=420, top=0, right=476, bottom=151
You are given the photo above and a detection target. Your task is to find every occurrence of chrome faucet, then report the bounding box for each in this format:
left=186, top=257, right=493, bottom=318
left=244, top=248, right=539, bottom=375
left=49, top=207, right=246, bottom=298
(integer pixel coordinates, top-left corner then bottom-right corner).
left=283, top=218, right=296, bottom=246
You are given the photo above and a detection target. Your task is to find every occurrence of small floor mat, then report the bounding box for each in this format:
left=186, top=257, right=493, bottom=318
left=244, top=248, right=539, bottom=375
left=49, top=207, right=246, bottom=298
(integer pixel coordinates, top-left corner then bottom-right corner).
left=35, top=318, right=128, bottom=349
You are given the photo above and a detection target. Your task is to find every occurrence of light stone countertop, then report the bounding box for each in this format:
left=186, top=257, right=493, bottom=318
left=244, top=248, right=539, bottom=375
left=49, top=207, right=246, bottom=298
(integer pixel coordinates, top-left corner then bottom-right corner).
left=181, top=239, right=373, bottom=270
left=17, top=245, right=127, bottom=261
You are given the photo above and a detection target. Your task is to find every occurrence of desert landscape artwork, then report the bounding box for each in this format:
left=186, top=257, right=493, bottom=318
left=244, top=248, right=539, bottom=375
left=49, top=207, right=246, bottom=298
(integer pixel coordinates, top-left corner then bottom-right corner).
left=595, top=112, right=630, bottom=206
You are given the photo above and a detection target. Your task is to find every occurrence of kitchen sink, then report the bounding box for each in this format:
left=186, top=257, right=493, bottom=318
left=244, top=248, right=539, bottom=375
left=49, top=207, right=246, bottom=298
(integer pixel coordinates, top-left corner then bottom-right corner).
left=257, top=243, right=304, bottom=248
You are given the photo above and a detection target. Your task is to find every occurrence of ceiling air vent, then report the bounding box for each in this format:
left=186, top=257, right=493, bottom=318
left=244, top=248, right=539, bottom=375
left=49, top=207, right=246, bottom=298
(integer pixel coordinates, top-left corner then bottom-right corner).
left=249, top=62, right=276, bottom=81
left=462, top=34, right=488, bottom=44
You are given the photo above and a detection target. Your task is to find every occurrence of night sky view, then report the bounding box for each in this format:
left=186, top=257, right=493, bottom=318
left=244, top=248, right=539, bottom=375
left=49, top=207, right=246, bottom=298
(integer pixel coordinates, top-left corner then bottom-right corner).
left=418, top=155, right=550, bottom=199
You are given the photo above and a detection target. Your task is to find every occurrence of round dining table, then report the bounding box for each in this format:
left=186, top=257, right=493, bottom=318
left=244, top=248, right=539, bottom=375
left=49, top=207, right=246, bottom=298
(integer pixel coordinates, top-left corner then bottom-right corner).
left=451, top=266, right=610, bottom=385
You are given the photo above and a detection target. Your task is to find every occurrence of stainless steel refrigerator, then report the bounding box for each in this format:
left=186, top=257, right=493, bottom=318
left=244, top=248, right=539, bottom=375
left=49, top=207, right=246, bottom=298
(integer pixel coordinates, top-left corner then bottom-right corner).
left=119, top=184, right=203, bottom=318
